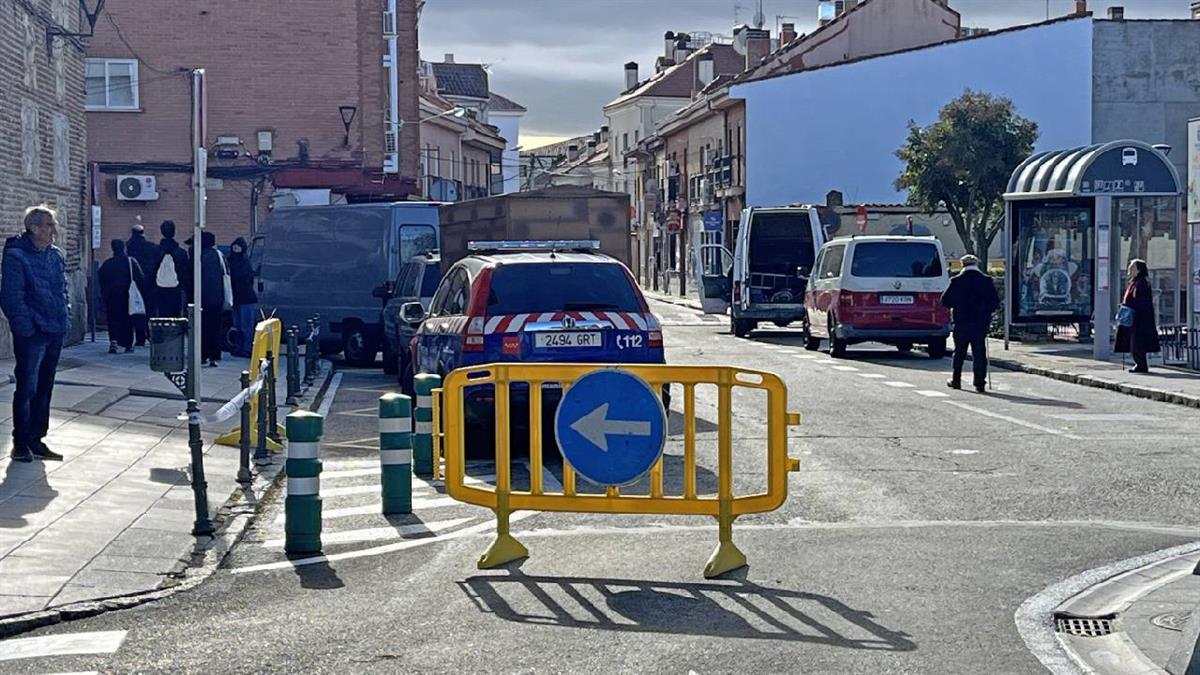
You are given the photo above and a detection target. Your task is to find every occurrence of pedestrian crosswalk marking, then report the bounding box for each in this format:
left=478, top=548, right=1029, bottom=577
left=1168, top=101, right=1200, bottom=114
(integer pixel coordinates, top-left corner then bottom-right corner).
left=884, top=381, right=915, bottom=388
left=321, top=484, right=381, bottom=498
left=832, top=365, right=859, bottom=372
left=916, top=390, right=950, bottom=398
left=322, top=437, right=381, bottom=451
left=335, top=406, right=380, bottom=418
left=323, top=467, right=386, bottom=480
left=0, top=630, right=127, bottom=662
left=273, top=495, right=462, bottom=524
left=262, top=517, right=473, bottom=548
left=857, top=373, right=887, bottom=379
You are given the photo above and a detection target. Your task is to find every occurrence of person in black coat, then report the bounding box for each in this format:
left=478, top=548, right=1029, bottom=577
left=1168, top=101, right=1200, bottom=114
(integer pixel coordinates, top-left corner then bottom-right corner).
left=98, top=239, right=144, bottom=353
left=1115, top=259, right=1160, bottom=373
left=155, top=220, right=189, bottom=318
left=228, top=237, right=258, bottom=357
left=187, top=231, right=227, bottom=366
left=126, top=222, right=159, bottom=345
left=940, top=255, right=1000, bottom=392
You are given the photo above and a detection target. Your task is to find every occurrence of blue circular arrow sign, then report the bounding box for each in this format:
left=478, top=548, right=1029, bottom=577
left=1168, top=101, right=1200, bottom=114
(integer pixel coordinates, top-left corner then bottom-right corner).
left=554, top=369, right=666, bottom=486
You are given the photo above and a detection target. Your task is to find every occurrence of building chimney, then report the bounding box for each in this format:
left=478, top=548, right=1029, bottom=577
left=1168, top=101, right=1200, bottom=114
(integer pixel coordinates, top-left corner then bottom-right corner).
left=663, top=31, right=676, bottom=59
left=696, top=52, right=715, bottom=90
left=443, top=53, right=454, bottom=63
left=624, top=61, right=639, bottom=90
left=1108, top=6, right=1124, bottom=19
left=567, top=144, right=579, bottom=162
left=600, top=125, right=609, bottom=143
left=674, top=35, right=692, bottom=64
left=587, top=140, right=597, bottom=153
left=818, top=0, right=836, bottom=26
left=1073, top=0, right=1087, bottom=15
left=780, top=22, right=797, bottom=45
left=745, top=28, right=770, bottom=69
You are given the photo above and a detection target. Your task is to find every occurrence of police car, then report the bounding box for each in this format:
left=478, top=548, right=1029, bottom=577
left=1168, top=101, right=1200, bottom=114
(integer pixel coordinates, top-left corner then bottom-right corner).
left=404, top=241, right=665, bottom=451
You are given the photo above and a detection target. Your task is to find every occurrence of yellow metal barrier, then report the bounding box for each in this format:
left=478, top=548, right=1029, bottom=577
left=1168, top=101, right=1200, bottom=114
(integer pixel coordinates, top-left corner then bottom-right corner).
left=216, top=318, right=284, bottom=449
left=435, top=363, right=801, bottom=578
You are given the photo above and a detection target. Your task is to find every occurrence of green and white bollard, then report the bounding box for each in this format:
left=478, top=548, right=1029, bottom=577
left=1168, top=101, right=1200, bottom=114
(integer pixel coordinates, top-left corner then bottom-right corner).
left=285, top=410, right=323, bottom=555
left=413, top=374, right=441, bottom=478
left=379, top=393, right=413, bottom=514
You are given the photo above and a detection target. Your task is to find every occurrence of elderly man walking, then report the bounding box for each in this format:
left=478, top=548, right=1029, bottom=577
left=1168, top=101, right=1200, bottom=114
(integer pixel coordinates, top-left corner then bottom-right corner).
left=940, top=254, right=999, bottom=393
left=1, top=206, right=69, bottom=462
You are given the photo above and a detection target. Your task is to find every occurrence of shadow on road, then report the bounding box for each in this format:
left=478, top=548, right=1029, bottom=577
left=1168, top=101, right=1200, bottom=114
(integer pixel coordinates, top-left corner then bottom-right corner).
left=981, top=391, right=1085, bottom=408
left=289, top=557, right=346, bottom=590
left=458, top=572, right=915, bottom=650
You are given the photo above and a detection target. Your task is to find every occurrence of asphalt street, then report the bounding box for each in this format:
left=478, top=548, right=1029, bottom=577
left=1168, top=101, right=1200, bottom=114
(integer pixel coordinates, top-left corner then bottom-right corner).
left=2, top=298, right=1198, bottom=674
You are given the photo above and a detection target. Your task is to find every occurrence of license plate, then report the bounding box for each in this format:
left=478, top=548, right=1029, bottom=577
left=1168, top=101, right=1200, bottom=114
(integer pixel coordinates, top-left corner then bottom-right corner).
left=534, top=331, right=603, bottom=348
left=879, top=294, right=915, bottom=305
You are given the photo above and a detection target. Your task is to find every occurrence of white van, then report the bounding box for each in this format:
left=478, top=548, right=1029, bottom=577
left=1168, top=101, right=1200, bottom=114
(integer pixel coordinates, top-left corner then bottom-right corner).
left=804, top=235, right=952, bottom=358
left=696, top=205, right=834, bottom=338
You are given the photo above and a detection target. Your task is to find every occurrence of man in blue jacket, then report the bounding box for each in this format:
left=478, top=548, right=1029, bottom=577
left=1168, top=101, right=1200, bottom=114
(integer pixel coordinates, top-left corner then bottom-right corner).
left=1, top=206, right=69, bottom=462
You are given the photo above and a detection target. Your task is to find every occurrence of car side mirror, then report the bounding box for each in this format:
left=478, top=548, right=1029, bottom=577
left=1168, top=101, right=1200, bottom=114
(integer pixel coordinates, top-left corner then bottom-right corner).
left=400, top=302, right=425, bottom=323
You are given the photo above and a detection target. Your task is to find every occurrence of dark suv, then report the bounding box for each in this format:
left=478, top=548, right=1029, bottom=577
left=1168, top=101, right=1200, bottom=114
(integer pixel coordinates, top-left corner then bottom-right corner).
left=381, top=252, right=442, bottom=390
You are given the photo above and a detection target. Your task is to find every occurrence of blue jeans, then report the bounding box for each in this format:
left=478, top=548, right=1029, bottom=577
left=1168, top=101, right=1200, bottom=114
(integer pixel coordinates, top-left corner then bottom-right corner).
left=234, top=304, right=257, bottom=356
left=12, top=332, right=64, bottom=447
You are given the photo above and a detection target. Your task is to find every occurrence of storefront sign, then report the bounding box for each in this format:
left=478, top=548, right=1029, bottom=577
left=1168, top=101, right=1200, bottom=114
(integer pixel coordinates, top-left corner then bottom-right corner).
left=702, top=210, right=722, bottom=232
left=1079, top=146, right=1178, bottom=196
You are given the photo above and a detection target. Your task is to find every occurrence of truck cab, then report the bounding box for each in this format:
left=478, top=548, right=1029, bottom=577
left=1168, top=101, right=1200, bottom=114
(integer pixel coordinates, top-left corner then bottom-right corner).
left=697, top=205, right=833, bottom=338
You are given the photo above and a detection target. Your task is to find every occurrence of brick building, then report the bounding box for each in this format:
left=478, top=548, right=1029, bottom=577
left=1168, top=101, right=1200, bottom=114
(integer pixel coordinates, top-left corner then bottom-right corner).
left=0, top=0, right=90, bottom=356
left=85, top=0, right=422, bottom=252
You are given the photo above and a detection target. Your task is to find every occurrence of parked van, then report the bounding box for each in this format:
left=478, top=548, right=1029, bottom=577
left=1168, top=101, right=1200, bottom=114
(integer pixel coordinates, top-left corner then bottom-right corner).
left=252, top=202, right=440, bottom=366
left=804, top=235, right=951, bottom=358
left=697, top=205, right=834, bottom=337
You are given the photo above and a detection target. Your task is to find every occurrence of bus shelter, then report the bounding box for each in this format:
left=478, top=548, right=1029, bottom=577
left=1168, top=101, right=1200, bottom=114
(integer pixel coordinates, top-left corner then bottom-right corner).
left=1003, top=140, right=1183, bottom=361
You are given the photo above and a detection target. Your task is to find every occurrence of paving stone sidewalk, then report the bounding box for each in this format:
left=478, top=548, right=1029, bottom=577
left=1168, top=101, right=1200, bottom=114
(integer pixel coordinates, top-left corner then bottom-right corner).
left=0, top=335, right=324, bottom=623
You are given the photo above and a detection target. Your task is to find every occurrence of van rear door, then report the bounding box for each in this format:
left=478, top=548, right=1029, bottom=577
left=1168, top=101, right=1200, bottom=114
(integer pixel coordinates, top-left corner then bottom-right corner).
left=696, top=243, right=733, bottom=314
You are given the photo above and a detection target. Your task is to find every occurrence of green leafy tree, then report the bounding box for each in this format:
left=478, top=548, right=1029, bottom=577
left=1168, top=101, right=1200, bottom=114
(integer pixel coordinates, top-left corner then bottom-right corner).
left=895, top=90, right=1038, bottom=265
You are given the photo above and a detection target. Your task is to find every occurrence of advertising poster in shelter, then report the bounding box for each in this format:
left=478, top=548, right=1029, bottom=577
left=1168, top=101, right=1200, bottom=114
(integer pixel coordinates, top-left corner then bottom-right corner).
left=1014, top=207, right=1094, bottom=322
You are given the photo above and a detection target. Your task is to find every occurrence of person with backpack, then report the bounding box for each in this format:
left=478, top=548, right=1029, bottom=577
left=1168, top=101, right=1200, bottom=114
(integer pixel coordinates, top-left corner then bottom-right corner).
left=126, top=220, right=158, bottom=344
left=155, top=220, right=188, bottom=318
left=98, top=239, right=144, bottom=353
left=228, top=237, right=258, bottom=357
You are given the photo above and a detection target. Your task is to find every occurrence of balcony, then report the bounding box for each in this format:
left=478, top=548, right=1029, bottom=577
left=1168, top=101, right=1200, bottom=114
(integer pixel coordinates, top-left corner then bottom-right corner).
left=426, top=176, right=463, bottom=202
left=463, top=185, right=489, bottom=201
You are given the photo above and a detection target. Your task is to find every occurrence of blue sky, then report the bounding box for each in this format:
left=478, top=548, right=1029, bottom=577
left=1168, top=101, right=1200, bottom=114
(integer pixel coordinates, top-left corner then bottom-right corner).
left=419, top=0, right=1192, bottom=147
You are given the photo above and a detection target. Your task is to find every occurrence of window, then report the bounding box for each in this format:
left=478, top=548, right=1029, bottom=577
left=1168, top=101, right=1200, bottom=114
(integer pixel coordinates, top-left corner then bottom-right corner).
left=623, top=133, right=629, bottom=152
left=430, top=268, right=468, bottom=317
left=849, top=242, right=942, bottom=278
left=85, top=58, right=139, bottom=110
left=486, top=263, right=643, bottom=314
left=818, top=245, right=845, bottom=279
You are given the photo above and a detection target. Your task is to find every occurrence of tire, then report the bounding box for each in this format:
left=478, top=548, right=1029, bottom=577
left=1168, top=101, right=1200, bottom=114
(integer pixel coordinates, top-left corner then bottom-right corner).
left=398, top=353, right=415, bottom=396
left=342, top=327, right=378, bottom=367
left=927, top=338, right=947, bottom=359
left=804, top=335, right=821, bottom=351
left=828, top=317, right=847, bottom=358
left=732, top=317, right=754, bottom=338
left=897, top=343, right=913, bottom=354
left=773, top=320, right=790, bottom=328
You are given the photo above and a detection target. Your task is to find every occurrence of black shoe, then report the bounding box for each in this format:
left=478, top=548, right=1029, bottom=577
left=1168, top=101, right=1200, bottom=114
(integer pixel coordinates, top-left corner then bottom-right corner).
left=135, top=342, right=146, bottom=347
left=10, top=446, right=33, bottom=463
left=946, top=379, right=961, bottom=390
left=124, top=346, right=134, bottom=353
left=108, top=344, right=117, bottom=354
left=32, top=442, right=63, bottom=461
left=974, top=384, right=987, bottom=393
left=1130, top=367, right=1149, bottom=374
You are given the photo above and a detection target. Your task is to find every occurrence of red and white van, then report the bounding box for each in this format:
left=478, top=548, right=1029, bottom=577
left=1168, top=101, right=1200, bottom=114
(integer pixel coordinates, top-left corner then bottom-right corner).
left=804, top=236, right=951, bottom=358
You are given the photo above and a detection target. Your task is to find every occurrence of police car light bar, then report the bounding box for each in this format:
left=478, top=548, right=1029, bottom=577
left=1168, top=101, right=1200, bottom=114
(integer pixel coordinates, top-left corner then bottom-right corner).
left=466, top=240, right=602, bottom=252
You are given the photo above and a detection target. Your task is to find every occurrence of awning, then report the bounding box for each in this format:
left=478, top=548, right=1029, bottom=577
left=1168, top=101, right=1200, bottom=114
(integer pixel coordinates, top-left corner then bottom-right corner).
left=1004, top=139, right=1180, bottom=200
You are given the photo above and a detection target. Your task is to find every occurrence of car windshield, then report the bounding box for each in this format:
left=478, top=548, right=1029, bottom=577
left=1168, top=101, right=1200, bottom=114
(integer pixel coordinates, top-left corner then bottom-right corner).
left=850, top=242, right=943, bottom=278
left=486, top=262, right=643, bottom=315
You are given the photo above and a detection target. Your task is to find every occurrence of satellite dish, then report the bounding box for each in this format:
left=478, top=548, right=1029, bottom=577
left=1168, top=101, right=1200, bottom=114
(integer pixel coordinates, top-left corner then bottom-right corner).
left=733, top=24, right=749, bottom=55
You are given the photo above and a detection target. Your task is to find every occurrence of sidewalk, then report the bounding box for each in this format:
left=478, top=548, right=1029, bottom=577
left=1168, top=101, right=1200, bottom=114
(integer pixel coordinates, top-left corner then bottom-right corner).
left=986, top=339, right=1200, bottom=410
left=0, top=335, right=329, bottom=632
left=643, top=288, right=703, bottom=311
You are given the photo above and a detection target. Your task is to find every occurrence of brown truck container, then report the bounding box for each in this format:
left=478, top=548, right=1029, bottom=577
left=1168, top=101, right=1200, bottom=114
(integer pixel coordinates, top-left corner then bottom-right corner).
left=438, top=185, right=632, bottom=268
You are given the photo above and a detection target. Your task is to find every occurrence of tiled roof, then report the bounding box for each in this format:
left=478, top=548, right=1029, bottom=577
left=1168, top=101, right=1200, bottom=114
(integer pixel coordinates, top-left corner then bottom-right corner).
left=605, top=43, right=745, bottom=109
left=431, top=62, right=490, bottom=100
left=488, top=91, right=527, bottom=112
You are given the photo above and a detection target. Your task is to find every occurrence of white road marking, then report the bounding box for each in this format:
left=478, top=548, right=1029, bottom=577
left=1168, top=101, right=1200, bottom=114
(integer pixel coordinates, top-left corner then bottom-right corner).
left=857, top=373, right=887, bottom=379
left=323, top=459, right=381, bottom=470
left=832, top=365, right=860, bottom=372
left=316, top=372, right=343, bottom=419
left=272, top=495, right=461, bottom=524
left=944, top=401, right=1083, bottom=440
left=322, top=467, right=387, bottom=480
left=793, top=354, right=818, bottom=359
left=946, top=449, right=979, bottom=455
left=916, top=390, right=950, bottom=398
left=1045, top=413, right=1156, bottom=422
left=883, top=381, right=915, bottom=388
left=0, top=630, right=127, bottom=662
left=262, top=517, right=474, bottom=549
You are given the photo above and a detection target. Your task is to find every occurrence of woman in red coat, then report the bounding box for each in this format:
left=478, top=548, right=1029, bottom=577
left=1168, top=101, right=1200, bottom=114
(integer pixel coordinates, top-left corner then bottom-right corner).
left=1114, top=259, right=1159, bottom=373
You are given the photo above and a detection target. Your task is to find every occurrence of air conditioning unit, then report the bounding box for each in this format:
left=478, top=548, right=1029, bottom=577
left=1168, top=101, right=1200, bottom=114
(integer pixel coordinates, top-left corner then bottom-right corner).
left=117, top=175, right=159, bottom=201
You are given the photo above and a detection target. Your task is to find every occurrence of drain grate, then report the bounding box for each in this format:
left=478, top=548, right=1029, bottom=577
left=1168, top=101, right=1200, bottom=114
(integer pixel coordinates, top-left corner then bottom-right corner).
left=1055, top=614, right=1116, bottom=637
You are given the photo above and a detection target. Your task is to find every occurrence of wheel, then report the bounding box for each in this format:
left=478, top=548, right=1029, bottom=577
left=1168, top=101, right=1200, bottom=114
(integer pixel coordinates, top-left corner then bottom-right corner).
left=732, top=317, right=754, bottom=338
left=381, top=340, right=398, bottom=375
left=927, top=338, right=947, bottom=359
left=342, top=327, right=379, bottom=367
left=828, top=317, right=847, bottom=358
left=897, top=343, right=913, bottom=354
left=804, top=335, right=821, bottom=351
left=399, top=356, right=415, bottom=396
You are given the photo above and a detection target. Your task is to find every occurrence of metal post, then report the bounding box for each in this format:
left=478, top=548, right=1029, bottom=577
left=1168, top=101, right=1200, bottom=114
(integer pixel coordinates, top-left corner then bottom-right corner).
left=413, top=373, right=441, bottom=477
left=186, top=399, right=214, bottom=535
left=254, top=361, right=269, bottom=462
left=379, top=393, right=413, bottom=514
left=236, top=370, right=252, bottom=484
left=303, top=318, right=317, bottom=386
left=266, top=351, right=280, bottom=442
left=285, top=327, right=299, bottom=406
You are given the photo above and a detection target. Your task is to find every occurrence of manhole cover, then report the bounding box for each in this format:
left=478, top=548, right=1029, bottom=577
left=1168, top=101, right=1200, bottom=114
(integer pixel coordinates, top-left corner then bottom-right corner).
left=1055, top=615, right=1115, bottom=637
left=1151, top=611, right=1192, bottom=632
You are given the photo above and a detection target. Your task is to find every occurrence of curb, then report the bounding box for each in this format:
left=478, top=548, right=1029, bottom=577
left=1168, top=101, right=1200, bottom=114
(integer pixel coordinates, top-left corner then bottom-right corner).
left=0, top=361, right=335, bottom=639
left=643, top=291, right=705, bottom=312
left=988, top=356, right=1200, bottom=410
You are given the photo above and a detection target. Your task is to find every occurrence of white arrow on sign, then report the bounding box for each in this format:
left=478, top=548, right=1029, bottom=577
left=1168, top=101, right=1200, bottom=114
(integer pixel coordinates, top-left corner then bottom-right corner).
left=569, top=403, right=652, bottom=452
